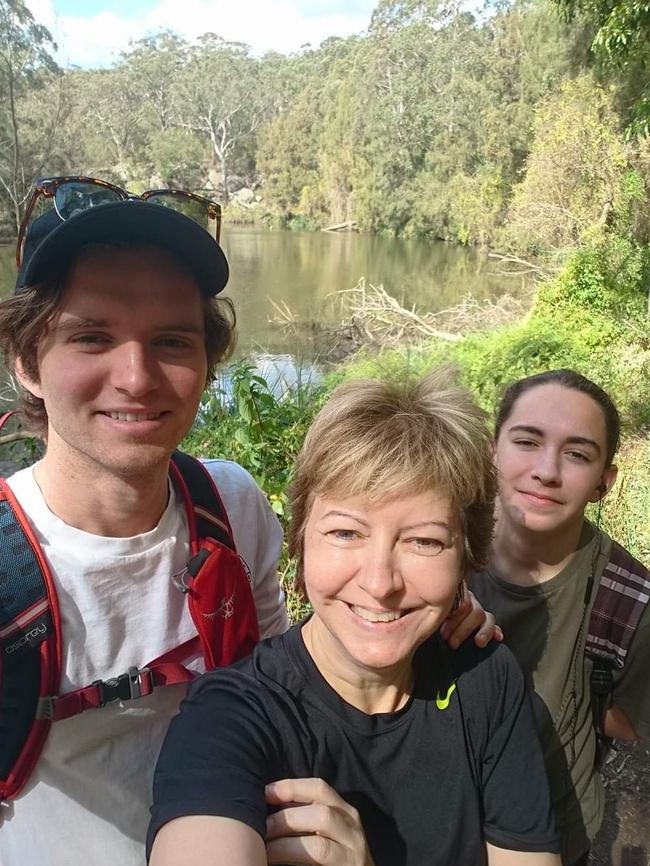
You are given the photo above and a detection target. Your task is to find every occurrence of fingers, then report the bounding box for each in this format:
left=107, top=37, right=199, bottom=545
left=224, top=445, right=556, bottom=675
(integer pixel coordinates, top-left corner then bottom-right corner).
left=266, top=832, right=338, bottom=865
left=439, top=590, right=502, bottom=650
left=473, top=612, right=503, bottom=648
left=265, top=779, right=373, bottom=866
left=266, top=778, right=354, bottom=815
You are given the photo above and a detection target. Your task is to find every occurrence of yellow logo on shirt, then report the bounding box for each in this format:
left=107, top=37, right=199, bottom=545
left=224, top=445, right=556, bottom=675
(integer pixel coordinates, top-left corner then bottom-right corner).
left=435, top=681, right=457, bottom=710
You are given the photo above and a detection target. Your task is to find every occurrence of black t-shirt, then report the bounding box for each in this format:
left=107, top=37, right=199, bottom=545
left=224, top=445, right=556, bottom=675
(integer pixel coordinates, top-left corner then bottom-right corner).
left=148, top=624, right=559, bottom=865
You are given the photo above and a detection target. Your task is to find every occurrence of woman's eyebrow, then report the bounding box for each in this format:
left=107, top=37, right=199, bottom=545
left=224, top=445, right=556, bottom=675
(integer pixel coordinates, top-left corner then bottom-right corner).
left=320, top=510, right=369, bottom=526
left=401, top=520, right=452, bottom=532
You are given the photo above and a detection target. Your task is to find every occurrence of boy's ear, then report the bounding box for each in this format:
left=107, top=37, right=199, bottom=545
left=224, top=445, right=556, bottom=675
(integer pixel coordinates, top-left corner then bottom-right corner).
left=589, top=465, right=618, bottom=503
left=14, top=357, right=44, bottom=400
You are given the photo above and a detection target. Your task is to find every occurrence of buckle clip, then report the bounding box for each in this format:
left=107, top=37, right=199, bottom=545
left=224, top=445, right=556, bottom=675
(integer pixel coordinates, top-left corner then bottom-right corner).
left=93, top=666, right=153, bottom=707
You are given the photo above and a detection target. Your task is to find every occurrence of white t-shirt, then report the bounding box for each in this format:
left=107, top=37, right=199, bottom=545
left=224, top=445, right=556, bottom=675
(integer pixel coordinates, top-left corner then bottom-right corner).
left=0, top=458, right=289, bottom=866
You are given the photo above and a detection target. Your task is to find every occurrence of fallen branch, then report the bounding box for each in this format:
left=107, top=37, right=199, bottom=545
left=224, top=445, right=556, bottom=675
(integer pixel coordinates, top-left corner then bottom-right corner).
left=0, top=430, right=38, bottom=446
left=322, top=220, right=358, bottom=232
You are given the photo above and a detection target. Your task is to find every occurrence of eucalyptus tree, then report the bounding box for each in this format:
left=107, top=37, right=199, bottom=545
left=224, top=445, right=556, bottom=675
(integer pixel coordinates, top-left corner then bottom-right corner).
left=173, top=34, right=263, bottom=201
left=0, top=0, right=60, bottom=234
left=68, top=64, right=148, bottom=184
left=507, top=74, right=630, bottom=254
left=554, top=0, right=650, bottom=135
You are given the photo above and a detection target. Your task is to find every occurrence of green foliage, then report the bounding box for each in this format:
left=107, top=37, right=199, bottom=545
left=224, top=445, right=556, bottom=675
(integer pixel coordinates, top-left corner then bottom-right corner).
left=0, top=0, right=60, bottom=234
left=183, top=363, right=323, bottom=520
left=596, top=436, right=650, bottom=565
left=341, top=237, right=650, bottom=428
left=554, top=0, right=650, bottom=136
left=507, top=75, right=630, bottom=255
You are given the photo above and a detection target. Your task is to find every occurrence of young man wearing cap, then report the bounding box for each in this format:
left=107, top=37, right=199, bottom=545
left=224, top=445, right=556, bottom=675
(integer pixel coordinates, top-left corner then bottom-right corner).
left=0, top=179, right=289, bottom=866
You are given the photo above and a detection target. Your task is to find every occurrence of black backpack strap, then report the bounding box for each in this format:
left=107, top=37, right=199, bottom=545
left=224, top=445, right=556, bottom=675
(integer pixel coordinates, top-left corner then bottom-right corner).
left=0, top=478, right=61, bottom=801
left=586, top=540, right=650, bottom=759
left=169, top=451, right=237, bottom=553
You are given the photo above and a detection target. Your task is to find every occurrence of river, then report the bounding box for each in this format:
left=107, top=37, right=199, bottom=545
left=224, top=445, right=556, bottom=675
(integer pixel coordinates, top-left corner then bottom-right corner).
left=0, top=226, right=533, bottom=390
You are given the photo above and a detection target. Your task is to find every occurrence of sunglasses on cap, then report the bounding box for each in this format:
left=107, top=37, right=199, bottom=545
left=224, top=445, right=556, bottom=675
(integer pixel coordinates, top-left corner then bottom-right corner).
left=16, top=176, right=222, bottom=270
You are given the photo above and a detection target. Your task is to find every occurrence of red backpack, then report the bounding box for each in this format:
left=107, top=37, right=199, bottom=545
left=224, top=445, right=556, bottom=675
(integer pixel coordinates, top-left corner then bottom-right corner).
left=0, top=450, right=260, bottom=801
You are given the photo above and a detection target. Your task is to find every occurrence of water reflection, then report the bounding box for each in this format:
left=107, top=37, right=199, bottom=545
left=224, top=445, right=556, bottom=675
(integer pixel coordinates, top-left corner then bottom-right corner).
left=211, top=354, right=321, bottom=405
left=220, top=227, right=531, bottom=358
left=0, top=227, right=533, bottom=391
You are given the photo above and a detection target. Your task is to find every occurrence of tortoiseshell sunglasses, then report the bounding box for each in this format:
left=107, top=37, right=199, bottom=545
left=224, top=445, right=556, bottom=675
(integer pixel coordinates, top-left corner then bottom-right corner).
left=16, top=176, right=222, bottom=268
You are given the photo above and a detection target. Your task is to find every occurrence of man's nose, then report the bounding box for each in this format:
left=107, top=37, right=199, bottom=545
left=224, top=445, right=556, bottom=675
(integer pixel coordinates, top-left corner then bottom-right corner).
left=111, top=342, right=160, bottom=397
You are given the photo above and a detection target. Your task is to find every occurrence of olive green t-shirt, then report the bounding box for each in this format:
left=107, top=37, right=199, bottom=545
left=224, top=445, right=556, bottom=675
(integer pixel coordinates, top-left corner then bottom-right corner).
left=470, top=523, right=650, bottom=865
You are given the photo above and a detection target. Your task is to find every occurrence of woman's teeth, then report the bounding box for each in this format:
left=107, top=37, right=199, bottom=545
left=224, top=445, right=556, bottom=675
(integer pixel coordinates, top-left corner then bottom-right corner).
left=351, top=606, right=404, bottom=623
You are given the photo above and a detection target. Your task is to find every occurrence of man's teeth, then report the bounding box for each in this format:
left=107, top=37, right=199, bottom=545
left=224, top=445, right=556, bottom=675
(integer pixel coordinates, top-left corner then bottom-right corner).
left=351, top=606, right=404, bottom=623
left=105, top=412, right=161, bottom=422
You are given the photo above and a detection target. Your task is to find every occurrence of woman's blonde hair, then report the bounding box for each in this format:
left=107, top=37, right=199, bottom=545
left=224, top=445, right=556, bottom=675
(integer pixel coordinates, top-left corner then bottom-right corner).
left=289, top=370, right=496, bottom=596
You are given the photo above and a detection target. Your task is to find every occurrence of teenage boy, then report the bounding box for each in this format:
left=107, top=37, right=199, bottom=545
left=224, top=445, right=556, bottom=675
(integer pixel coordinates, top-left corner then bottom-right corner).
left=0, top=178, right=289, bottom=866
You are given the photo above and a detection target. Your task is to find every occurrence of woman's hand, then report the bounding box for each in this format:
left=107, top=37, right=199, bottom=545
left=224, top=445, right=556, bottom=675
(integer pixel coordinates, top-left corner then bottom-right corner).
left=265, top=777, right=376, bottom=866
left=439, top=587, right=503, bottom=650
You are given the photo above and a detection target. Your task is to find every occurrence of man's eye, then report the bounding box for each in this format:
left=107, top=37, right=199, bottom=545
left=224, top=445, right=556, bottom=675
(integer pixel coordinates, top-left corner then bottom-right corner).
left=71, top=333, right=109, bottom=345
left=156, top=337, right=192, bottom=349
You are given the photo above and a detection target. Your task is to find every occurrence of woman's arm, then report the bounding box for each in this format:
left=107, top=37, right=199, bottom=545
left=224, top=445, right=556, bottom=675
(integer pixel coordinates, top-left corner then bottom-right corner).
left=486, top=843, right=561, bottom=865
left=150, top=815, right=266, bottom=866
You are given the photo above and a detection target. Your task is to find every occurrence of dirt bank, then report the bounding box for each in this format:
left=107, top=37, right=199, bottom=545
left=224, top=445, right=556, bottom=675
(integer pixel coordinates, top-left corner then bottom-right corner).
left=591, top=742, right=650, bottom=865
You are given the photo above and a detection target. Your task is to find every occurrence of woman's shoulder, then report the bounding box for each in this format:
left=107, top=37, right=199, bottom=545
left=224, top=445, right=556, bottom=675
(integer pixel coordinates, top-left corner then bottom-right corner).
left=454, top=637, right=524, bottom=684
left=431, top=637, right=528, bottom=719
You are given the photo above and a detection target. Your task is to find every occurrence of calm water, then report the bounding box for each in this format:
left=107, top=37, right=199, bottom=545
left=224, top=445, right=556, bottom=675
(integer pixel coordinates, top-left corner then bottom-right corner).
left=0, top=227, right=531, bottom=388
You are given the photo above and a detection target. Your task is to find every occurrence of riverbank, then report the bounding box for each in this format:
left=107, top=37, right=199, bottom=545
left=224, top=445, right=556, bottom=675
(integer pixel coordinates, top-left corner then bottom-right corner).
left=184, top=234, right=650, bottom=579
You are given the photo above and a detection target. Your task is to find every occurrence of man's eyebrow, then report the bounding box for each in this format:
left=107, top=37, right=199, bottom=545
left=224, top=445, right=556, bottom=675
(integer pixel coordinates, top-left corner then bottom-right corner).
left=508, top=424, right=601, bottom=452
left=52, top=317, right=204, bottom=334
left=52, top=317, right=109, bottom=332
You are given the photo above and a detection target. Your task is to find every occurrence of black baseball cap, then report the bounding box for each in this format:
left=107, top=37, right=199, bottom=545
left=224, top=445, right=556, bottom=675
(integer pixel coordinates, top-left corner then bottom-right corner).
left=16, top=199, right=229, bottom=295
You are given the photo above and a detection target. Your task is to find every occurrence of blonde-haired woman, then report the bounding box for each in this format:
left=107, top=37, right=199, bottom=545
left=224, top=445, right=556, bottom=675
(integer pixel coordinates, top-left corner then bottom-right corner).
left=149, top=373, right=561, bottom=866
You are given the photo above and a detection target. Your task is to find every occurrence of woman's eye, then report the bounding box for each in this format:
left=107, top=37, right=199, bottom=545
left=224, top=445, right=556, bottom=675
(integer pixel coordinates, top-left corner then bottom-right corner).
left=408, top=537, right=445, bottom=554
left=328, top=529, right=358, bottom=541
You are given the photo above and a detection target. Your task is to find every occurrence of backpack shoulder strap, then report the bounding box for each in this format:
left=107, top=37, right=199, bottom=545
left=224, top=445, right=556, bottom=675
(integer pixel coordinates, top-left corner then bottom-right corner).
left=586, top=540, right=650, bottom=668
left=0, top=477, right=62, bottom=801
left=169, top=451, right=237, bottom=554
left=586, top=540, right=650, bottom=750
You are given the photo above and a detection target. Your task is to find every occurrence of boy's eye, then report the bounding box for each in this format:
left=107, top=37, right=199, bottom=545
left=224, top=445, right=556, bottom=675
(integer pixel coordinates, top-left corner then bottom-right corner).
left=513, top=438, right=538, bottom=448
left=566, top=450, right=590, bottom=462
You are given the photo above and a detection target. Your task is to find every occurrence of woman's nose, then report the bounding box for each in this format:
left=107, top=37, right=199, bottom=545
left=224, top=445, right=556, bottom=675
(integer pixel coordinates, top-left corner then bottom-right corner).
left=356, top=547, right=403, bottom=601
